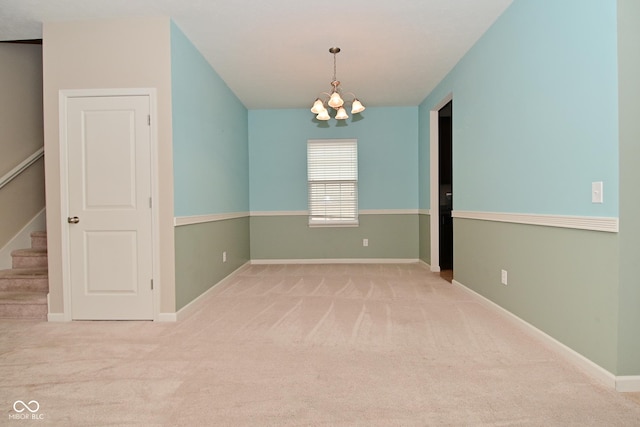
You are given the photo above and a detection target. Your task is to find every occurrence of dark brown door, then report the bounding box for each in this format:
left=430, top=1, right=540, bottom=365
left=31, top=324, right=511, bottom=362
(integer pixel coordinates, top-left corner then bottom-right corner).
left=438, top=101, right=453, bottom=270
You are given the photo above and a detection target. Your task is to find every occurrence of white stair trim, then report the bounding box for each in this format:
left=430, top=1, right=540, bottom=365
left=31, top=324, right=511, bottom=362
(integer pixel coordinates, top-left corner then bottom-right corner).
left=0, top=209, right=46, bottom=270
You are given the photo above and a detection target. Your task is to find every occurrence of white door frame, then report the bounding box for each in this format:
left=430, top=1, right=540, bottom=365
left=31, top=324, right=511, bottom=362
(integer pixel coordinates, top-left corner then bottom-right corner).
left=429, top=92, right=453, bottom=273
left=58, top=88, right=161, bottom=321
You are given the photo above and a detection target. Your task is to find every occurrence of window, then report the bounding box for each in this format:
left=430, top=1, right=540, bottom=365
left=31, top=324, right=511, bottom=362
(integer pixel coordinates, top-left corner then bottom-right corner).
left=307, top=139, right=358, bottom=226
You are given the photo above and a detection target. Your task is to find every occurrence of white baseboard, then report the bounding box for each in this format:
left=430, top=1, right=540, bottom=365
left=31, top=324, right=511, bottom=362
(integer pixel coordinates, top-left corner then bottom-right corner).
left=49, top=311, right=178, bottom=322
left=616, top=376, right=640, bottom=392
left=47, top=292, right=70, bottom=322
left=418, top=260, right=432, bottom=269
left=451, top=279, right=617, bottom=389
left=47, top=312, right=67, bottom=322
left=174, top=261, right=252, bottom=321
left=417, top=258, right=439, bottom=272
left=250, top=258, right=420, bottom=265
left=157, top=312, right=177, bottom=322
left=0, top=208, right=46, bottom=270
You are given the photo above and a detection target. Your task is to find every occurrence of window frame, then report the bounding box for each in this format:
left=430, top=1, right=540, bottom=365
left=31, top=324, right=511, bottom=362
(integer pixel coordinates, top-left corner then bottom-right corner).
left=307, top=139, right=359, bottom=227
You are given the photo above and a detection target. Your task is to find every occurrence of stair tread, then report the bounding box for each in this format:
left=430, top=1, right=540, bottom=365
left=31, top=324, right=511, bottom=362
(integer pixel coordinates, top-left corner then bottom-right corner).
left=0, top=291, right=47, bottom=304
left=3, top=232, right=49, bottom=319
left=0, top=268, right=48, bottom=279
left=11, top=248, right=47, bottom=257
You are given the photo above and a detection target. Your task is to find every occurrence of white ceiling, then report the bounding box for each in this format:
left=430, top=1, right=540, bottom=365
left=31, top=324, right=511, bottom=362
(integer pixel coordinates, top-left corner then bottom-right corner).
left=0, top=0, right=512, bottom=109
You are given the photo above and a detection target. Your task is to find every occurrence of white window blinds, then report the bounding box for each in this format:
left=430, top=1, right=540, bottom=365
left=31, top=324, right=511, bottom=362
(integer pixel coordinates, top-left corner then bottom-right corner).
left=307, top=139, right=358, bottom=226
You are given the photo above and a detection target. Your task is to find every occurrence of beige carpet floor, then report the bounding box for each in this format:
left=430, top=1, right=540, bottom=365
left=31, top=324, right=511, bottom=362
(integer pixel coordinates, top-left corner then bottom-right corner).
left=1, top=263, right=640, bottom=426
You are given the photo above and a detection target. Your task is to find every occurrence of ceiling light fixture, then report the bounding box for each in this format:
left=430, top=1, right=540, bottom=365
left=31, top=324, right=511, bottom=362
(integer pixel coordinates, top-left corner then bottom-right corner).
left=311, top=47, right=365, bottom=121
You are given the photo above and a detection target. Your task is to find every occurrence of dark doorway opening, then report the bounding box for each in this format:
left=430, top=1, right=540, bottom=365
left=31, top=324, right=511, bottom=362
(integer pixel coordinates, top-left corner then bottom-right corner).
left=438, top=101, right=453, bottom=278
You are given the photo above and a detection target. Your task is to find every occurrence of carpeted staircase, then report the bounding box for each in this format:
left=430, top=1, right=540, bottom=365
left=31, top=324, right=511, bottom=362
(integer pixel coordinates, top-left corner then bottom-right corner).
left=0, top=231, right=48, bottom=320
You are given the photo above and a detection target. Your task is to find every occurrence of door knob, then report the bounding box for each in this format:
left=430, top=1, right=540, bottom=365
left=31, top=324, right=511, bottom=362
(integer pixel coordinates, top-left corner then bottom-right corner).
left=67, top=216, right=80, bottom=224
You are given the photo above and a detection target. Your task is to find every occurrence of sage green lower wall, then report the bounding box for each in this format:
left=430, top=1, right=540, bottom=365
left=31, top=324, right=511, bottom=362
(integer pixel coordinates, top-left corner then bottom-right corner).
left=418, top=213, right=431, bottom=265
left=250, top=214, right=418, bottom=260
left=175, top=213, right=626, bottom=374
left=454, top=218, right=619, bottom=373
left=174, top=216, right=250, bottom=311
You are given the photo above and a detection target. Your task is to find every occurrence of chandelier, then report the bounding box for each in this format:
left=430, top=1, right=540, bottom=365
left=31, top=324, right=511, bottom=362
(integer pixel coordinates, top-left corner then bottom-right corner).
left=310, top=47, right=365, bottom=121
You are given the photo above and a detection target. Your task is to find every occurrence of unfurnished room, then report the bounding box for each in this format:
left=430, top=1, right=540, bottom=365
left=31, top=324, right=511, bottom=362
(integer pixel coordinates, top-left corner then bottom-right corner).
left=1, top=0, right=639, bottom=425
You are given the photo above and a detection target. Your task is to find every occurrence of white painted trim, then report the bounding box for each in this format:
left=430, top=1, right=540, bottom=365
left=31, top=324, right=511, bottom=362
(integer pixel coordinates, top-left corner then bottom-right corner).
left=452, top=210, right=619, bottom=233
left=251, top=258, right=420, bottom=265
left=46, top=293, right=67, bottom=322
left=59, top=88, right=160, bottom=322
left=47, top=312, right=67, bottom=322
left=0, top=146, right=44, bottom=191
left=174, top=212, right=249, bottom=226
left=174, top=261, right=251, bottom=321
left=418, top=259, right=432, bottom=269
left=615, top=376, right=640, bottom=392
left=250, top=210, right=306, bottom=217
left=429, top=107, right=440, bottom=271
left=249, top=210, right=421, bottom=217
left=418, top=209, right=430, bottom=215
left=148, top=89, right=162, bottom=322
left=173, top=210, right=429, bottom=227
left=59, top=88, right=158, bottom=98
left=0, top=208, right=46, bottom=270
left=451, top=279, right=617, bottom=389
left=360, top=209, right=418, bottom=215
left=157, top=312, right=177, bottom=322
left=59, top=91, right=72, bottom=321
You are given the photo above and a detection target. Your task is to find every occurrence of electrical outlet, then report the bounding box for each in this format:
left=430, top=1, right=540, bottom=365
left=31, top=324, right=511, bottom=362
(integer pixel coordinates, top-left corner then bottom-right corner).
left=363, top=238, right=368, bottom=247
left=501, top=269, right=508, bottom=285
left=592, top=181, right=603, bottom=203
left=223, top=251, right=227, bottom=263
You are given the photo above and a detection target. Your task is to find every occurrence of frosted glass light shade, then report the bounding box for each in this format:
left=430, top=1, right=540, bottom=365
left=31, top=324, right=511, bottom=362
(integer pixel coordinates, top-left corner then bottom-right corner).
left=335, top=107, right=349, bottom=120
left=351, top=99, right=365, bottom=114
left=310, top=99, right=325, bottom=114
left=328, top=92, right=344, bottom=108
left=316, top=108, right=330, bottom=121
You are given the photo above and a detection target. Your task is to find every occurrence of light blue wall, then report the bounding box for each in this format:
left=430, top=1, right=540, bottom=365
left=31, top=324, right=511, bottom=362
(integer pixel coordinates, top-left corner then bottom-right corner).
left=420, top=0, right=619, bottom=217
left=171, top=22, right=251, bottom=311
left=418, top=103, right=431, bottom=211
left=249, top=107, right=418, bottom=212
left=416, top=0, right=631, bottom=375
left=171, top=21, right=249, bottom=216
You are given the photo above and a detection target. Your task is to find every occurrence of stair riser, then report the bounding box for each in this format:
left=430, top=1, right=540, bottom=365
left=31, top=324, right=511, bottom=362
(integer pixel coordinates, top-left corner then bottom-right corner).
left=0, top=303, right=47, bottom=320
left=2, top=232, right=48, bottom=320
left=12, top=256, right=48, bottom=269
left=0, top=278, right=49, bottom=293
left=31, top=235, right=47, bottom=250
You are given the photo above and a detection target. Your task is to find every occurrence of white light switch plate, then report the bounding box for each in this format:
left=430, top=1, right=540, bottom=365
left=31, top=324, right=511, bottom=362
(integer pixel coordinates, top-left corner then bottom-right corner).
left=592, top=181, right=603, bottom=203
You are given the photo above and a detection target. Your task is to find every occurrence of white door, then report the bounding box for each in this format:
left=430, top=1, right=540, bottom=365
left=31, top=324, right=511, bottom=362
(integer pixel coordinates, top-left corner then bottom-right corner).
left=65, top=95, right=153, bottom=320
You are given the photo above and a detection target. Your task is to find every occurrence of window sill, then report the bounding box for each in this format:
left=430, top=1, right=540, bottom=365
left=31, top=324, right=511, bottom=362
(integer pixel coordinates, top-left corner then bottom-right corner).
left=308, top=221, right=359, bottom=228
